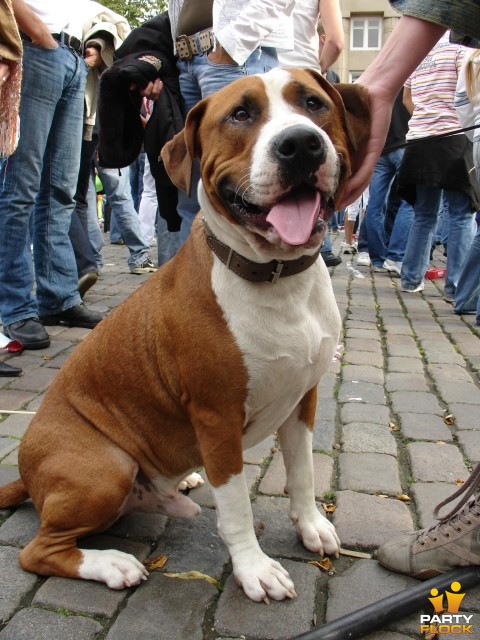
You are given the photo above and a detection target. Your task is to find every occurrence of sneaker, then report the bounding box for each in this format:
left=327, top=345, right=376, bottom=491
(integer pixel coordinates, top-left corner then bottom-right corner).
left=4, top=318, right=50, bottom=350
left=383, top=259, right=402, bottom=276
left=130, top=257, right=157, bottom=275
left=401, top=282, right=424, bottom=293
left=372, top=265, right=387, bottom=273
left=40, top=303, right=104, bottom=329
left=376, top=464, right=480, bottom=579
left=356, top=252, right=370, bottom=267
left=340, top=241, right=357, bottom=254
left=321, top=251, right=342, bottom=267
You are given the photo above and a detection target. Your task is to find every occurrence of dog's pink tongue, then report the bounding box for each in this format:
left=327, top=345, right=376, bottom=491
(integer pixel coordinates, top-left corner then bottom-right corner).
left=266, top=190, right=321, bottom=245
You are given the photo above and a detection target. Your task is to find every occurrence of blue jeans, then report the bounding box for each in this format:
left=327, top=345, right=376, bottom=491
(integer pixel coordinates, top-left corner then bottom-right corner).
left=364, top=150, right=414, bottom=266
left=0, top=41, right=87, bottom=325
left=129, top=152, right=145, bottom=212
left=96, top=166, right=150, bottom=269
left=401, top=185, right=475, bottom=295
left=176, top=47, right=279, bottom=244
left=454, top=223, right=480, bottom=322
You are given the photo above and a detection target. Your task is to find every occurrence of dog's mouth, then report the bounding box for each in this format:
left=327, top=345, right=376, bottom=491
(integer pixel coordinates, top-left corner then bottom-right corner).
left=222, top=184, right=333, bottom=247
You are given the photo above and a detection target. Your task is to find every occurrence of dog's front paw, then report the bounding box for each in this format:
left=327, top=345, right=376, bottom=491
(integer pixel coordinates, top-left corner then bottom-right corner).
left=294, top=510, right=340, bottom=557
left=178, top=471, right=205, bottom=491
left=234, top=554, right=297, bottom=603
left=79, top=549, right=149, bottom=589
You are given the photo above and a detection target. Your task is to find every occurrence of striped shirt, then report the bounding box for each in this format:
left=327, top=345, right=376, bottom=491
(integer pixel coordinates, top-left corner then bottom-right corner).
left=404, top=32, right=467, bottom=140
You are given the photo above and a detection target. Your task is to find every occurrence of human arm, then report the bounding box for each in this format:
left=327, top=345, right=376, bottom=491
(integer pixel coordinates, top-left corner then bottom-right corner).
left=402, top=85, right=414, bottom=115
left=318, top=0, right=344, bottom=74
left=338, top=15, right=446, bottom=208
left=11, top=0, right=56, bottom=49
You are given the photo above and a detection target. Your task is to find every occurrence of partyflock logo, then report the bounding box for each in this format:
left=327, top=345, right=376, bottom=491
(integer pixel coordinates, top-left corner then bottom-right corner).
left=420, top=581, right=473, bottom=635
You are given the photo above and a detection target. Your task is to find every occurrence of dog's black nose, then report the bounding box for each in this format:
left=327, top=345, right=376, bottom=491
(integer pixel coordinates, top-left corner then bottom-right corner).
left=272, top=125, right=326, bottom=174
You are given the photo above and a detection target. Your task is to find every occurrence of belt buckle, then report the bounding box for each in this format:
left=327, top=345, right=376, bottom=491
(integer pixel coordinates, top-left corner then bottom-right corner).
left=176, top=34, right=193, bottom=60
left=269, top=261, right=284, bottom=284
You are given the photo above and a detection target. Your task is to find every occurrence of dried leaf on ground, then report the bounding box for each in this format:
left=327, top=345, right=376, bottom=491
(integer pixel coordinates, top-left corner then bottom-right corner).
left=144, top=555, right=168, bottom=571
left=396, top=494, right=412, bottom=502
left=309, top=558, right=335, bottom=574
left=163, top=571, right=219, bottom=586
left=436, top=441, right=446, bottom=445
left=322, top=503, right=336, bottom=513
left=443, top=414, right=455, bottom=425
left=389, top=422, right=399, bottom=431
left=375, top=494, right=389, bottom=499
left=455, top=478, right=465, bottom=485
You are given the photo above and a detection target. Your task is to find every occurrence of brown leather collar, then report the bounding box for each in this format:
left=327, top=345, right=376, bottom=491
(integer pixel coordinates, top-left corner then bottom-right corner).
left=204, top=223, right=321, bottom=284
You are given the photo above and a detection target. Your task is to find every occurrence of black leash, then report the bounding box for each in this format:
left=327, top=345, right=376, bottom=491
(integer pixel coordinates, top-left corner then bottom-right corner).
left=383, top=123, right=480, bottom=153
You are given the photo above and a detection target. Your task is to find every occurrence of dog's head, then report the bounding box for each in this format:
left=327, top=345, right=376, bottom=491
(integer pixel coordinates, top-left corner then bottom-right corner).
left=162, top=68, right=370, bottom=254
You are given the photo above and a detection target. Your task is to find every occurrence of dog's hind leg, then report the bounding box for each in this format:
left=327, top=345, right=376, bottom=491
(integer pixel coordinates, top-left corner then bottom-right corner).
left=19, top=448, right=148, bottom=589
left=278, top=386, right=341, bottom=557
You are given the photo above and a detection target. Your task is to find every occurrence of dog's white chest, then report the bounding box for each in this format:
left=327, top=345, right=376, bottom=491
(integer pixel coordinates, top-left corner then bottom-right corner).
left=211, top=259, right=341, bottom=447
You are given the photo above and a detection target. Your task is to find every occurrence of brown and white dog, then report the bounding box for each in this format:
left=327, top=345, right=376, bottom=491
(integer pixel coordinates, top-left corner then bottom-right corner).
left=0, top=68, right=369, bottom=603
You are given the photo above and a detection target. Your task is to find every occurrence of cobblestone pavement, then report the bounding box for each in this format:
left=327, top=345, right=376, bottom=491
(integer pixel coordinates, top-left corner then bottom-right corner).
left=0, top=234, right=479, bottom=640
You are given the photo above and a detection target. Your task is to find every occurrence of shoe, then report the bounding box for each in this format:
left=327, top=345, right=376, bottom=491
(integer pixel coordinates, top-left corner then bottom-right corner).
left=443, top=293, right=455, bottom=304
left=111, top=239, right=125, bottom=245
left=150, top=238, right=157, bottom=247
left=401, top=282, right=424, bottom=293
left=130, top=257, right=157, bottom=275
left=0, top=362, right=22, bottom=377
left=376, top=464, right=480, bottom=579
left=321, top=251, right=342, bottom=267
left=356, top=252, right=370, bottom=266
left=4, top=318, right=50, bottom=350
left=340, top=241, right=357, bottom=254
left=383, top=259, right=402, bottom=276
left=40, top=303, right=104, bottom=329
left=77, top=272, right=98, bottom=299
left=372, top=265, right=387, bottom=273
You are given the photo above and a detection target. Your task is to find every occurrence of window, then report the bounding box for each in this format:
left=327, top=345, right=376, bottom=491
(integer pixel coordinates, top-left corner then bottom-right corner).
left=351, top=17, right=382, bottom=50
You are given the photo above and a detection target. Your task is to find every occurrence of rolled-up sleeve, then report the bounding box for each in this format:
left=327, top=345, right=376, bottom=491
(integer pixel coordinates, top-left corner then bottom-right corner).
left=214, top=0, right=295, bottom=66
left=389, top=0, right=480, bottom=46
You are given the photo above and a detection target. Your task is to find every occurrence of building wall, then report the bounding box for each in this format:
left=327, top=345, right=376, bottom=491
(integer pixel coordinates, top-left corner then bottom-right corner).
left=332, top=0, right=401, bottom=82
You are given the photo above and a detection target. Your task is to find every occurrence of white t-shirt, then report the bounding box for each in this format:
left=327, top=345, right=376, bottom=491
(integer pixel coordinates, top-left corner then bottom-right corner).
left=278, top=0, right=321, bottom=68
left=23, top=0, right=89, bottom=38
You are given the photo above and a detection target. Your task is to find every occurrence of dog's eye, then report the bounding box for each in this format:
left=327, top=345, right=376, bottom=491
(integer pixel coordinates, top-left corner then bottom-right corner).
left=306, top=96, right=326, bottom=113
left=231, top=107, right=250, bottom=122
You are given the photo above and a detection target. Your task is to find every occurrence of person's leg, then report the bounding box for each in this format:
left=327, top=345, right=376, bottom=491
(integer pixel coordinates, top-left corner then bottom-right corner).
left=85, top=176, right=104, bottom=271
left=442, top=189, right=475, bottom=301
left=454, top=225, right=480, bottom=315
left=401, top=184, right=441, bottom=292
left=385, top=198, right=414, bottom=263
left=97, top=166, right=154, bottom=272
left=138, top=157, right=158, bottom=246
left=364, top=153, right=396, bottom=266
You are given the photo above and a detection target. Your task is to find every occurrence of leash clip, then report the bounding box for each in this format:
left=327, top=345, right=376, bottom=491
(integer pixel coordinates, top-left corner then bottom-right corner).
left=269, top=261, right=284, bottom=284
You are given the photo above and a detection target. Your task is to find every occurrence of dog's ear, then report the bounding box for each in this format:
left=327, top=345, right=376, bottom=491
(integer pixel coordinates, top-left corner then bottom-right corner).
left=161, top=100, right=207, bottom=195
left=303, top=70, right=370, bottom=153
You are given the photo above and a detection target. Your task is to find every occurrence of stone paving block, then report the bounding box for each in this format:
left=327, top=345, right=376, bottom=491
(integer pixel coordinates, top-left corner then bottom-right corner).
left=338, top=381, right=386, bottom=404
left=449, top=403, right=480, bottom=430
left=243, top=435, right=276, bottom=464
left=456, top=430, right=480, bottom=464
left=0, top=413, right=32, bottom=437
left=428, top=363, right=475, bottom=382
left=0, top=390, right=38, bottom=412
left=313, top=416, right=336, bottom=453
left=422, top=347, right=466, bottom=366
left=385, top=372, right=428, bottom=392
left=341, top=424, right=397, bottom=456
left=317, top=371, right=338, bottom=398
left=153, top=508, right=229, bottom=578
left=106, top=572, right=217, bottom=640
left=0, top=547, right=39, bottom=624
left=407, top=442, right=469, bottom=483
left=398, top=412, right=453, bottom=441
left=33, top=576, right=126, bottom=618
left=387, top=357, right=424, bottom=374
left=390, top=391, right=443, bottom=415
left=341, top=364, right=384, bottom=385
left=259, top=451, right=334, bottom=498
left=435, top=380, right=480, bottom=405
left=215, top=560, right=320, bottom=640
left=333, top=491, right=413, bottom=549
left=9, top=366, right=58, bottom=392
left=252, top=496, right=332, bottom=561
left=326, top=559, right=421, bottom=635
left=315, top=397, right=337, bottom=424
left=340, top=403, right=390, bottom=426
left=0, top=503, right=39, bottom=546
left=386, top=342, right=420, bottom=358
left=345, top=338, right=382, bottom=354
left=410, top=482, right=461, bottom=528
left=0, top=466, right=20, bottom=486
left=345, top=328, right=379, bottom=340
left=0, top=608, right=103, bottom=640
left=106, top=511, right=168, bottom=540
left=342, top=351, right=384, bottom=367
left=0, top=437, right=19, bottom=460
left=338, top=453, right=402, bottom=495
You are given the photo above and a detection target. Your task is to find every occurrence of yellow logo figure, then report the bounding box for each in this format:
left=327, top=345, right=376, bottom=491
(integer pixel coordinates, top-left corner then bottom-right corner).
left=428, top=582, right=466, bottom=614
